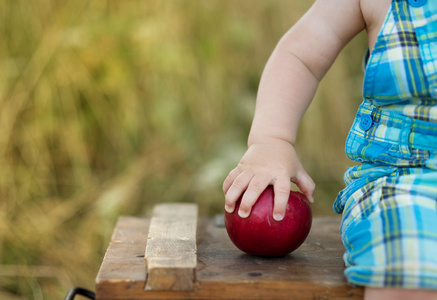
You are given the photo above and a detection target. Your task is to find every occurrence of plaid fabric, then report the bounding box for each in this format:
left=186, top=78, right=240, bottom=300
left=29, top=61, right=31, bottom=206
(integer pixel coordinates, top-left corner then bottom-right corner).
left=363, top=0, right=437, bottom=120
left=340, top=102, right=437, bottom=169
left=340, top=169, right=437, bottom=288
left=334, top=0, right=437, bottom=289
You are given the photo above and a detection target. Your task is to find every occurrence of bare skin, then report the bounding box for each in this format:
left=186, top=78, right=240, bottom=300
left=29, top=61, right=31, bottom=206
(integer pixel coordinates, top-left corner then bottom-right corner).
left=223, top=0, right=437, bottom=299
left=223, top=0, right=390, bottom=220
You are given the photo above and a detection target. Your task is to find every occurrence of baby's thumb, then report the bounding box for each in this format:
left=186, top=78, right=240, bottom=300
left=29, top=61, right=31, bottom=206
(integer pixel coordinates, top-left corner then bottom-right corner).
left=293, top=170, right=315, bottom=203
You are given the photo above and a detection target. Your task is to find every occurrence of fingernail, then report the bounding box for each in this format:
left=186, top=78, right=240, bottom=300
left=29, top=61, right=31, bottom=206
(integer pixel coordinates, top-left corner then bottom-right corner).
left=238, top=210, right=249, bottom=218
left=225, top=205, right=234, bottom=213
left=273, top=214, right=284, bottom=221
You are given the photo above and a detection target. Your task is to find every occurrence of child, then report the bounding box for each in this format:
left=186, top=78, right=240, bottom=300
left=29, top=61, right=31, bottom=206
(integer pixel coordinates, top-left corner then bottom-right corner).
left=223, top=0, right=437, bottom=299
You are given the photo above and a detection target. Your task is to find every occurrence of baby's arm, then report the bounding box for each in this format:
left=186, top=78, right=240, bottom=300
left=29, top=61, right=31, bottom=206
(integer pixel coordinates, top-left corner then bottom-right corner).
left=223, top=0, right=366, bottom=221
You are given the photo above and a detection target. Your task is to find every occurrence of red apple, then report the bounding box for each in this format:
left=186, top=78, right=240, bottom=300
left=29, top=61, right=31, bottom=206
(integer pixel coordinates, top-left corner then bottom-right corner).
left=225, top=186, right=312, bottom=257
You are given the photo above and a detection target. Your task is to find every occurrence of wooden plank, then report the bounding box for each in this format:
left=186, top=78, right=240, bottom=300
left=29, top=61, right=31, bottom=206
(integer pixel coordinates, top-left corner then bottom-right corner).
left=193, top=216, right=363, bottom=300
left=95, top=216, right=148, bottom=295
left=144, top=203, right=198, bottom=291
left=96, top=216, right=364, bottom=299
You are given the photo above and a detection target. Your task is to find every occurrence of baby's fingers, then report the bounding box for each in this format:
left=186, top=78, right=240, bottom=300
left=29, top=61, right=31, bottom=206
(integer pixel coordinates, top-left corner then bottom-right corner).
left=293, top=169, right=315, bottom=203
left=272, top=179, right=293, bottom=221
left=223, top=168, right=240, bottom=194
left=238, top=176, right=270, bottom=218
left=224, top=170, right=253, bottom=214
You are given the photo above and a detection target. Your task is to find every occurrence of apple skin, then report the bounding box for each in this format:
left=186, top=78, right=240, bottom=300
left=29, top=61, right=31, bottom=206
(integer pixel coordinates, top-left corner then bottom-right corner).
left=224, top=186, right=312, bottom=257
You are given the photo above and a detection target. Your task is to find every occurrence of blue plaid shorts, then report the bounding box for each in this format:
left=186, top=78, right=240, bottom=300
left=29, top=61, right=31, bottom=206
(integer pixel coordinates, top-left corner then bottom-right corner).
left=334, top=103, right=437, bottom=289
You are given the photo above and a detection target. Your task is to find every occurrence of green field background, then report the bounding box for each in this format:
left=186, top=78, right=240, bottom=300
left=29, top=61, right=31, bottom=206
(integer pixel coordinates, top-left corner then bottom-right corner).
left=1, top=1, right=367, bottom=299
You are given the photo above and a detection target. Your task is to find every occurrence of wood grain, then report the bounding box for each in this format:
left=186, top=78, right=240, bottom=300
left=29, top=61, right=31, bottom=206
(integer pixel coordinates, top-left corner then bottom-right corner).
left=96, top=215, right=364, bottom=299
left=144, top=203, right=198, bottom=291
left=95, top=216, right=148, bottom=295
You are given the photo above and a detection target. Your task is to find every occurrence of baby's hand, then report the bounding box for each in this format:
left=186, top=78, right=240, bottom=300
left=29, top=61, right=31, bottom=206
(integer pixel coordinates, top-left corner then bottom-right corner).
left=223, top=139, right=314, bottom=221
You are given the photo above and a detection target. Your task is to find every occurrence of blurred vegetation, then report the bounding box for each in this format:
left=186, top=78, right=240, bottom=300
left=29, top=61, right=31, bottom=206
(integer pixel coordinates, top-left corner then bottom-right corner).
left=1, top=0, right=367, bottom=299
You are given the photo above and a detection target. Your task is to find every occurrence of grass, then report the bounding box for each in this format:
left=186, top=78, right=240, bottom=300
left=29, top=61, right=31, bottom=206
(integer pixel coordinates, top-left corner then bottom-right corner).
left=1, top=0, right=366, bottom=299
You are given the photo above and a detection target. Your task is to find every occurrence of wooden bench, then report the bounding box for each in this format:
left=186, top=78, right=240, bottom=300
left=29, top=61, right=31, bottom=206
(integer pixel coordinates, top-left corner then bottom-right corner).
left=95, top=203, right=364, bottom=299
